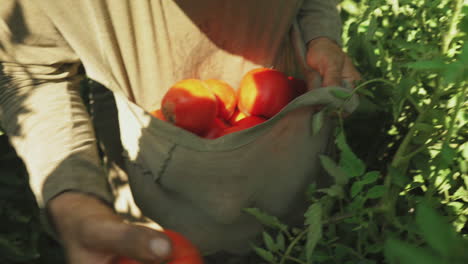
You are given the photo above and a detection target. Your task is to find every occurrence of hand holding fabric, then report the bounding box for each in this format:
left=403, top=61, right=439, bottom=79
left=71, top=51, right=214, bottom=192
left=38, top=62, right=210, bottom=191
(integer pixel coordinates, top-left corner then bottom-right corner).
left=306, top=37, right=361, bottom=88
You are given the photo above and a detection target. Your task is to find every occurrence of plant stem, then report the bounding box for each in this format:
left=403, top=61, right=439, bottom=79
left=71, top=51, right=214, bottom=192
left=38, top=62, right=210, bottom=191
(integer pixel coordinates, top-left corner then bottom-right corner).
left=284, top=256, right=307, bottom=264
left=279, top=230, right=307, bottom=264
left=441, top=0, right=464, bottom=54
left=426, top=83, right=467, bottom=197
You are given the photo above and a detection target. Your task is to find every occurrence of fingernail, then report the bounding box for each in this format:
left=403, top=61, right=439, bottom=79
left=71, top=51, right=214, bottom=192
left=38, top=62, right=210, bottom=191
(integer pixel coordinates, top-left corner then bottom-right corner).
left=149, top=237, right=171, bottom=257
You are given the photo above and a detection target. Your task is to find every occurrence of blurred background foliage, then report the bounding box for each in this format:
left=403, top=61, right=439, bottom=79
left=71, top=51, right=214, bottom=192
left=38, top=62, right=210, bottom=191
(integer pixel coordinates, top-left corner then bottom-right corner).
left=0, top=0, right=467, bottom=263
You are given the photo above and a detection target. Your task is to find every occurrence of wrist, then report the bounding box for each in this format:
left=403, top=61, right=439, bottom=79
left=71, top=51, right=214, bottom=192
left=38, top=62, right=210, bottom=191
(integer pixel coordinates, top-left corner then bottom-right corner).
left=307, top=37, right=340, bottom=50
left=47, top=191, right=119, bottom=241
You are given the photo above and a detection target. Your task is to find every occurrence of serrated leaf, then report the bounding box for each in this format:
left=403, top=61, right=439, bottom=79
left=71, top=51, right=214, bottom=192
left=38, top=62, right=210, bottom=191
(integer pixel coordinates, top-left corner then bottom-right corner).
left=276, top=233, right=285, bottom=252
left=416, top=202, right=457, bottom=257
left=262, top=232, right=277, bottom=252
left=304, top=203, right=322, bottom=264
left=362, top=171, right=380, bottom=185
left=319, top=155, right=349, bottom=185
left=384, top=238, right=443, bottom=264
left=351, top=181, right=364, bottom=198
left=367, top=185, right=386, bottom=199
left=331, top=88, right=352, bottom=99
left=434, top=145, right=457, bottom=170
left=405, top=59, right=446, bottom=70
left=244, top=208, right=288, bottom=232
left=317, top=185, right=345, bottom=199
left=252, top=246, right=276, bottom=263
left=311, top=110, right=325, bottom=136
left=336, top=131, right=366, bottom=177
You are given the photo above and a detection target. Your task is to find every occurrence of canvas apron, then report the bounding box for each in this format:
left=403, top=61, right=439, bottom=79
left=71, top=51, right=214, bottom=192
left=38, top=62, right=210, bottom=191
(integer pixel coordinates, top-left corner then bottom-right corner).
left=110, top=24, right=358, bottom=254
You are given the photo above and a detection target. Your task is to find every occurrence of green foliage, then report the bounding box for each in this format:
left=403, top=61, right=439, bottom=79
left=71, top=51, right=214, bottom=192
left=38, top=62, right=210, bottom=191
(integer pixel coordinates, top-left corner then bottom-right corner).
left=248, top=0, right=468, bottom=263
left=0, top=136, right=64, bottom=264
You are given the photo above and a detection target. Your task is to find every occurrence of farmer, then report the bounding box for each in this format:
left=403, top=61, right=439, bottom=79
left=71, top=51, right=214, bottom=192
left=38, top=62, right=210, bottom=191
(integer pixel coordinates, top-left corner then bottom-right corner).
left=0, top=1, right=360, bottom=263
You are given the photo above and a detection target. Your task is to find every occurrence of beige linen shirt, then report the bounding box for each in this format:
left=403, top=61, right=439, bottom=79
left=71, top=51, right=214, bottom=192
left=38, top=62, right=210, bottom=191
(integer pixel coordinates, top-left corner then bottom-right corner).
left=0, top=0, right=343, bottom=254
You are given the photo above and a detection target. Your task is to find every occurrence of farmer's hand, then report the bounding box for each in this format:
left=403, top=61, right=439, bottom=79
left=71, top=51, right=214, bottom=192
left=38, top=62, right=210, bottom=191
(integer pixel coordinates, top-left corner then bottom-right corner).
left=48, top=192, right=172, bottom=264
left=306, top=37, right=361, bottom=88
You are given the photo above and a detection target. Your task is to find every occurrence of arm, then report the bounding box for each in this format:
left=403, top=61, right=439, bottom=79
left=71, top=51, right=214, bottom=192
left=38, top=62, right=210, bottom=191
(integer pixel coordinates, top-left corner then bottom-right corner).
left=298, top=0, right=342, bottom=47
left=0, top=1, right=171, bottom=263
left=297, top=0, right=361, bottom=87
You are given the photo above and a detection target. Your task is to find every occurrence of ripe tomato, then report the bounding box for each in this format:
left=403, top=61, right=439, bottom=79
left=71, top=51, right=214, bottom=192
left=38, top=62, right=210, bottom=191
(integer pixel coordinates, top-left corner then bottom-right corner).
left=204, top=79, right=237, bottom=120
left=223, top=116, right=267, bottom=135
left=237, top=68, right=294, bottom=118
left=164, top=229, right=203, bottom=264
left=228, top=109, right=248, bottom=125
left=162, top=79, right=218, bottom=136
left=116, top=229, right=203, bottom=264
left=203, top=118, right=230, bottom=139
left=288, top=76, right=308, bottom=98
left=150, top=109, right=167, bottom=121
left=116, top=257, right=140, bottom=264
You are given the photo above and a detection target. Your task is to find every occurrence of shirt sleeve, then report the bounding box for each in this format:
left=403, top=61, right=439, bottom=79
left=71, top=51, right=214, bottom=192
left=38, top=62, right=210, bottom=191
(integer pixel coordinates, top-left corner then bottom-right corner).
left=0, top=0, right=113, bottom=212
left=297, top=0, right=343, bottom=46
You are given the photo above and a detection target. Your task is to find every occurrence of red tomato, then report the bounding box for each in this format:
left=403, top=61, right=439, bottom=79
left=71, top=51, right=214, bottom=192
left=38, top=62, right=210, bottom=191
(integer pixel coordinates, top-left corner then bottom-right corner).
left=288, top=76, right=308, bottom=98
left=223, top=116, right=267, bottom=135
left=116, top=257, right=140, bottom=264
left=164, top=230, right=203, bottom=264
left=116, top=229, right=204, bottom=264
left=203, top=79, right=237, bottom=120
left=162, top=79, right=218, bottom=136
left=203, top=118, right=230, bottom=139
left=228, top=109, right=248, bottom=125
left=237, top=68, right=294, bottom=118
left=150, top=109, right=167, bottom=121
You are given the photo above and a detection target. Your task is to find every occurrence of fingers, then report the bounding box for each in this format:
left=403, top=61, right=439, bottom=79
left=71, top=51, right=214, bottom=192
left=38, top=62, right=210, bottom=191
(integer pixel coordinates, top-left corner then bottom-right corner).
left=321, top=57, right=344, bottom=87
left=79, top=218, right=172, bottom=263
left=342, top=55, right=362, bottom=88
left=306, top=37, right=361, bottom=88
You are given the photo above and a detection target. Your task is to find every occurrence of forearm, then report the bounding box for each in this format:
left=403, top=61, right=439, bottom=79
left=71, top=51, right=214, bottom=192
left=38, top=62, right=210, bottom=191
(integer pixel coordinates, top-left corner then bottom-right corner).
left=298, top=0, right=342, bottom=46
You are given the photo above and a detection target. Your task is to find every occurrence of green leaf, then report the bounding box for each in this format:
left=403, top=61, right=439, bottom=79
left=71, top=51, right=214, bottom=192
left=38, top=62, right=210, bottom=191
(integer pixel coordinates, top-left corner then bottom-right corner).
left=416, top=202, right=457, bottom=257
left=384, top=238, right=443, bottom=264
left=434, top=145, right=457, bottom=170
left=276, top=232, right=285, bottom=252
left=362, top=171, right=380, bottom=185
left=367, top=185, right=386, bottom=199
left=405, top=59, right=446, bottom=70
left=311, top=110, right=325, bottom=136
left=244, top=208, right=288, bottom=232
left=336, top=131, right=366, bottom=177
left=319, top=155, right=349, bottom=185
left=331, top=88, right=352, bottom=99
left=252, top=246, right=276, bottom=263
left=262, top=232, right=277, bottom=252
left=304, top=203, right=322, bottom=264
left=351, top=181, right=364, bottom=198
left=317, top=185, right=345, bottom=199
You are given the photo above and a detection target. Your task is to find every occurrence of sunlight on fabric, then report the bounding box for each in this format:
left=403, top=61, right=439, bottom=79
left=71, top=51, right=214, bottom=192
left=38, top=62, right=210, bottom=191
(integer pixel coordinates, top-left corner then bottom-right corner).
left=114, top=92, right=151, bottom=161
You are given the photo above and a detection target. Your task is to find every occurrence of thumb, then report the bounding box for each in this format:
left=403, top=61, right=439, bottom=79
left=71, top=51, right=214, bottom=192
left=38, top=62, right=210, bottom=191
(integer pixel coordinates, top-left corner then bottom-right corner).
left=321, top=62, right=343, bottom=87
left=80, top=218, right=172, bottom=263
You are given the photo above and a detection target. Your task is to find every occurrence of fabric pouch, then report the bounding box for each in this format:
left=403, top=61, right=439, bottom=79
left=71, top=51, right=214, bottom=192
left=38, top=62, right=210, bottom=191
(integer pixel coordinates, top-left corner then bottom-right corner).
left=114, top=85, right=358, bottom=253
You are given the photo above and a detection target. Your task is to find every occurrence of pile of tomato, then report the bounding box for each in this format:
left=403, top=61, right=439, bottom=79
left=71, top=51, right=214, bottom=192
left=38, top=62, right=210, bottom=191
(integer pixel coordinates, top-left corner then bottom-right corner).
left=151, top=68, right=308, bottom=138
